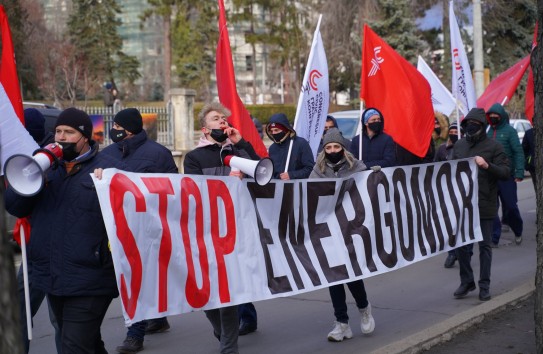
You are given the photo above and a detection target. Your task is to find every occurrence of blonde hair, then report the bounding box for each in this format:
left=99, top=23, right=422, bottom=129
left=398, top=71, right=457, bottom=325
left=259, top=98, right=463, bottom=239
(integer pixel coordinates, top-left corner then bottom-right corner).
left=198, top=102, right=231, bottom=129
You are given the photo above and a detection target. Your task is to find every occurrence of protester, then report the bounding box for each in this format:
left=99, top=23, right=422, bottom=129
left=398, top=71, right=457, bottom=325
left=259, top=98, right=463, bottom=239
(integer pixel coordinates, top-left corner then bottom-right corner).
left=309, top=128, right=376, bottom=341
left=432, top=112, right=450, bottom=148
left=522, top=127, right=536, bottom=190
left=15, top=108, right=59, bottom=354
left=486, top=103, right=524, bottom=246
left=266, top=112, right=315, bottom=180
left=348, top=108, right=396, bottom=168
left=317, top=115, right=349, bottom=153
left=98, top=107, right=178, bottom=353
left=5, top=107, right=126, bottom=353
left=183, top=102, right=259, bottom=354
left=435, top=121, right=461, bottom=269
left=452, top=108, right=510, bottom=302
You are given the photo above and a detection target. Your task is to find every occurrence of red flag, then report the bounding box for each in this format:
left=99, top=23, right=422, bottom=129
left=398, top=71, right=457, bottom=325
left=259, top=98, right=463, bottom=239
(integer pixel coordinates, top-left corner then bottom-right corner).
left=525, top=22, right=537, bottom=123
left=476, top=56, right=530, bottom=111
left=360, top=25, right=433, bottom=158
left=0, top=5, right=23, bottom=124
left=216, top=0, right=267, bottom=157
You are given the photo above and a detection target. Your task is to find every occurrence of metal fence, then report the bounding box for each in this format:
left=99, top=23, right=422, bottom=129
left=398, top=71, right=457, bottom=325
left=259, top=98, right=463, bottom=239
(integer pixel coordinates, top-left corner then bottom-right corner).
left=77, top=101, right=174, bottom=150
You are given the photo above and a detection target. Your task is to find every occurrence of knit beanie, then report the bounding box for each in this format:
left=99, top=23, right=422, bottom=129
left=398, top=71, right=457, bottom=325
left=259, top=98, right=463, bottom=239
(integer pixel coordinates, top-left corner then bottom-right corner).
left=362, top=108, right=380, bottom=124
left=267, top=122, right=289, bottom=133
left=55, top=107, right=93, bottom=140
left=449, top=121, right=458, bottom=132
left=322, top=127, right=348, bottom=148
left=24, top=108, right=46, bottom=143
left=114, top=108, right=143, bottom=134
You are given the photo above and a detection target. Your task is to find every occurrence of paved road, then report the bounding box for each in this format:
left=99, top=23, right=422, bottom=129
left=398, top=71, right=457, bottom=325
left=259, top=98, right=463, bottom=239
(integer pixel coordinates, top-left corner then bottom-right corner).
left=23, top=179, right=537, bottom=354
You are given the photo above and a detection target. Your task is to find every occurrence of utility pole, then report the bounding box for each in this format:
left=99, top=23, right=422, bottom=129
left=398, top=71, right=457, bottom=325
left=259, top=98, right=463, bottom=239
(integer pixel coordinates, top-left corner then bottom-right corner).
left=473, top=0, right=485, bottom=97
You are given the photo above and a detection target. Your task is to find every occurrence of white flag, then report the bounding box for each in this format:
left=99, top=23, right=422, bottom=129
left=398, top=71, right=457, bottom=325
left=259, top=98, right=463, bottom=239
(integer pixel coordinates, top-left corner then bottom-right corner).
left=417, top=55, right=456, bottom=117
left=449, top=1, right=476, bottom=116
left=293, top=14, right=329, bottom=159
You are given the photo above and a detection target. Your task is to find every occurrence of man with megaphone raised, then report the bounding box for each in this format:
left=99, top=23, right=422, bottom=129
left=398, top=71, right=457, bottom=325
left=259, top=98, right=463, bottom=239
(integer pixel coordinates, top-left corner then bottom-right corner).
left=5, top=107, right=127, bottom=354
left=183, top=102, right=260, bottom=354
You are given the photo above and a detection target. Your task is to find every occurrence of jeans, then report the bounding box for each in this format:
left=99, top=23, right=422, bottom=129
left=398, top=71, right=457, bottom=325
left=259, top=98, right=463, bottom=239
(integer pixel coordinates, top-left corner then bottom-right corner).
left=492, top=177, right=523, bottom=243
left=205, top=306, right=239, bottom=354
left=238, top=303, right=257, bottom=326
left=48, top=294, right=113, bottom=354
left=17, top=263, right=61, bottom=354
left=456, top=218, right=493, bottom=291
left=329, top=279, right=369, bottom=324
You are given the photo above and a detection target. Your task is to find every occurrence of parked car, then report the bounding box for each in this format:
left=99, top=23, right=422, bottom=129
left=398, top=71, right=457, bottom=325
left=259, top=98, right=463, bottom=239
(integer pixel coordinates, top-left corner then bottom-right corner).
left=23, top=101, right=60, bottom=110
left=509, top=118, right=532, bottom=143
left=327, top=110, right=361, bottom=140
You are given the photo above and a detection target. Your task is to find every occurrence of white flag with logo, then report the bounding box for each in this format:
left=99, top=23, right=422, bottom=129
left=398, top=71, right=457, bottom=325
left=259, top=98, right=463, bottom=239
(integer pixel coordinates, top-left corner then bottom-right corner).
left=449, top=1, right=476, bottom=116
left=293, top=14, right=329, bottom=159
left=417, top=55, right=456, bottom=116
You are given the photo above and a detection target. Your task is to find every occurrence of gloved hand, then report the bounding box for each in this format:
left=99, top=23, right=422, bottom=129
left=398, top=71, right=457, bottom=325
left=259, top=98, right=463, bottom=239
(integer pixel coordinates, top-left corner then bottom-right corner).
left=370, top=166, right=381, bottom=172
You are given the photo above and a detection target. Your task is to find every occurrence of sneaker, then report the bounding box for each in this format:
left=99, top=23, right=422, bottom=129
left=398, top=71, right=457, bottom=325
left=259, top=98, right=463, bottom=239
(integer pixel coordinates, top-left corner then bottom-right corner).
left=515, top=236, right=522, bottom=245
left=359, top=303, right=375, bottom=334
left=327, top=321, right=353, bottom=342
left=145, top=318, right=170, bottom=334
left=116, top=336, right=143, bottom=353
left=444, top=254, right=457, bottom=268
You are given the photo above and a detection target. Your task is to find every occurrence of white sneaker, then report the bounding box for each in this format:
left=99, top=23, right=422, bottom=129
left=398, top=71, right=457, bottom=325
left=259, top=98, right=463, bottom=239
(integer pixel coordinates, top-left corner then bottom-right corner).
left=327, top=321, right=353, bottom=342
left=359, top=303, right=375, bottom=334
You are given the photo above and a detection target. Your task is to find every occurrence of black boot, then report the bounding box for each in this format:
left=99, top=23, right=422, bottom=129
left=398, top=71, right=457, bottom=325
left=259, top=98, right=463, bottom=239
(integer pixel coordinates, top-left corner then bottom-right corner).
left=116, top=336, right=143, bottom=353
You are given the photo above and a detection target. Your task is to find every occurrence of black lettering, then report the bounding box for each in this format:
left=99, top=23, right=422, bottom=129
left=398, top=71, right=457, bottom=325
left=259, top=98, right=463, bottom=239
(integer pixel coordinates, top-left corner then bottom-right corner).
left=392, top=168, right=415, bottom=261
left=455, top=161, right=476, bottom=242
left=436, top=162, right=462, bottom=247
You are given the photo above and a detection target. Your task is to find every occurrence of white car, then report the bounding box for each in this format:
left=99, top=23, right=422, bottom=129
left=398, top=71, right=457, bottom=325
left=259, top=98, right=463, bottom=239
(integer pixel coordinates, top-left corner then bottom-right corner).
left=508, top=119, right=532, bottom=143
left=328, top=110, right=361, bottom=140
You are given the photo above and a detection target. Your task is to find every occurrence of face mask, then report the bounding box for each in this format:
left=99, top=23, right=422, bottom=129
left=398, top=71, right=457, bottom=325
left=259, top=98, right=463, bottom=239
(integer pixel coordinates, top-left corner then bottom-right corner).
left=110, top=128, right=127, bottom=143
left=210, top=128, right=228, bottom=143
left=449, top=134, right=459, bottom=144
left=58, top=142, right=80, bottom=161
left=325, top=149, right=344, bottom=164
left=489, top=117, right=500, bottom=125
left=367, top=122, right=383, bottom=133
left=272, top=131, right=287, bottom=143
left=465, top=122, right=483, bottom=142
left=434, top=127, right=441, bottom=135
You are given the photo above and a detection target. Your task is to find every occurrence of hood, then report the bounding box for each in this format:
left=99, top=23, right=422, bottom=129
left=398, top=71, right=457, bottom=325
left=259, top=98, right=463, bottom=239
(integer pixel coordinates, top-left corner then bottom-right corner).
left=326, top=115, right=339, bottom=128
left=433, top=111, right=450, bottom=140
left=361, top=107, right=385, bottom=132
left=486, top=103, right=509, bottom=127
left=461, top=108, right=488, bottom=129
left=266, top=113, right=295, bottom=142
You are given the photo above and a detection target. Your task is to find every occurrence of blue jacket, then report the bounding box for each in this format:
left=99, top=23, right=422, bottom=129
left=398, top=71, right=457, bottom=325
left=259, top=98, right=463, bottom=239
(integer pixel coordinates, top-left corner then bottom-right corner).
left=101, top=130, right=178, bottom=173
left=266, top=113, right=314, bottom=179
left=5, top=142, right=125, bottom=297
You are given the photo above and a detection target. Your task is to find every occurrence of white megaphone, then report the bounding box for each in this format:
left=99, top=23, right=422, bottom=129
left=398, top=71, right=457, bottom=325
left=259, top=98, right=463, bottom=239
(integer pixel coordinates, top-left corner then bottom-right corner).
left=223, top=155, right=274, bottom=186
left=4, top=143, right=63, bottom=196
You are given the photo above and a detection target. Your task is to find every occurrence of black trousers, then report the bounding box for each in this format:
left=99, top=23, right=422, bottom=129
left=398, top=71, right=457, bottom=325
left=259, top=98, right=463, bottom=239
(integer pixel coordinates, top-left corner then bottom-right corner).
left=48, top=294, right=113, bottom=354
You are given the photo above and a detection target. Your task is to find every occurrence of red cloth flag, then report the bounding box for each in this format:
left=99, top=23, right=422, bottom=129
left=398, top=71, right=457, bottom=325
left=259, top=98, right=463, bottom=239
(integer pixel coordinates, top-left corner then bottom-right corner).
left=216, top=0, right=267, bottom=157
left=476, top=56, right=530, bottom=111
left=0, top=5, right=23, bottom=123
left=525, top=22, right=538, bottom=123
left=360, top=25, right=434, bottom=158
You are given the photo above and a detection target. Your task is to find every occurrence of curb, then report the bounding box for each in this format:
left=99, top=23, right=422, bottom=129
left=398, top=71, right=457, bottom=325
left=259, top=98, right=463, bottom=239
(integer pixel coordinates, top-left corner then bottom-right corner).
left=371, top=280, right=535, bottom=354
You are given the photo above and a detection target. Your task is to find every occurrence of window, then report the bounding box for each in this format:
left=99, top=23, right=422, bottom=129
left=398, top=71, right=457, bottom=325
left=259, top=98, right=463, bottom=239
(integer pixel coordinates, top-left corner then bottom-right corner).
left=246, top=55, right=253, bottom=71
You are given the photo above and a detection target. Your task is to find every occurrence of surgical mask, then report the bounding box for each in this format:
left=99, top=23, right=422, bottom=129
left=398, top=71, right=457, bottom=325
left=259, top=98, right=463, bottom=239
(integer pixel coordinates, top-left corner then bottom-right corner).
left=367, top=121, right=383, bottom=133
left=110, top=128, right=127, bottom=143
left=449, top=134, right=459, bottom=144
left=325, top=149, right=344, bottom=164
left=58, top=142, right=80, bottom=161
left=209, top=128, right=228, bottom=143
left=272, top=131, right=287, bottom=143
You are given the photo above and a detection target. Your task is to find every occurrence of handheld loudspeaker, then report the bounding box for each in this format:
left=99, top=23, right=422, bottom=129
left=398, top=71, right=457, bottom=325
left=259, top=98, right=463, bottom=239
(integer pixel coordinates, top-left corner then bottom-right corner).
left=4, top=143, right=63, bottom=196
left=223, top=155, right=274, bottom=186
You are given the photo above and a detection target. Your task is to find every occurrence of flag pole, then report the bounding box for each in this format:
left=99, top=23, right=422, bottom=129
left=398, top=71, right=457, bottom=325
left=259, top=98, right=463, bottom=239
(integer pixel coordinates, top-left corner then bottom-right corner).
left=20, top=225, right=32, bottom=340
left=284, top=14, right=323, bottom=173
left=357, top=101, right=365, bottom=160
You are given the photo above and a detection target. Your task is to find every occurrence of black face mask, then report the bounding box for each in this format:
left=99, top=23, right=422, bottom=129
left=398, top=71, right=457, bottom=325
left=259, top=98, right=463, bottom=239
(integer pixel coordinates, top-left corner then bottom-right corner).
left=434, top=127, right=441, bottom=135
left=325, top=149, right=344, bottom=164
left=210, top=128, right=228, bottom=143
left=110, top=128, right=127, bottom=143
left=465, top=122, right=483, bottom=142
left=367, top=122, right=383, bottom=133
left=272, top=131, right=287, bottom=143
left=489, top=117, right=500, bottom=126
left=449, top=134, right=459, bottom=144
left=58, top=142, right=80, bottom=161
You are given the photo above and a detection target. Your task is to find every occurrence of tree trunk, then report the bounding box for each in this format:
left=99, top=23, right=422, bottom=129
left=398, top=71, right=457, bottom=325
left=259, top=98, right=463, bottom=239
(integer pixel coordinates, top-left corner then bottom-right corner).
left=533, top=3, right=543, bottom=351
left=0, top=178, right=23, bottom=354
left=163, top=15, right=171, bottom=102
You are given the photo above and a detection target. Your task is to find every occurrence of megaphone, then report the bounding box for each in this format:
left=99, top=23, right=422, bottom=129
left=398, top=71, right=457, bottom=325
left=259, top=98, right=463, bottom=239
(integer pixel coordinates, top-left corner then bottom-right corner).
left=223, top=155, right=274, bottom=186
left=4, top=143, right=63, bottom=197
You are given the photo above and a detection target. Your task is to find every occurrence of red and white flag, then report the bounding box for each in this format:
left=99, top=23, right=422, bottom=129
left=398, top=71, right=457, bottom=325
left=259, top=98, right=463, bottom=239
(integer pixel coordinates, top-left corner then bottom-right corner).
left=525, top=22, right=537, bottom=123
left=417, top=55, right=456, bottom=116
left=361, top=24, right=434, bottom=158
left=476, top=56, right=530, bottom=111
left=0, top=5, right=39, bottom=175
left=216, top=0, right=267, bottom=157
left=292, top=14, right=329, bottom=159
left=449, top=1, right=476, bottom=116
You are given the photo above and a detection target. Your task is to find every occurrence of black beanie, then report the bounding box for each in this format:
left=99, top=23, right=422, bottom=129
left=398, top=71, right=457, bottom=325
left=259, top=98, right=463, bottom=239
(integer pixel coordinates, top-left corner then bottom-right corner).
left=114, top=108, right=143, bottom=134
left=55, top=107, right=93, bottom=140
left=24, top=108, right=46, bottom=143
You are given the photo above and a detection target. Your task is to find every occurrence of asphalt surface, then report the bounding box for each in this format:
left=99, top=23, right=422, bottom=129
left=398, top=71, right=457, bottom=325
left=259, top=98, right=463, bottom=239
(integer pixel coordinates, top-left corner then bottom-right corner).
left=18, top=178, right=538, bottom=354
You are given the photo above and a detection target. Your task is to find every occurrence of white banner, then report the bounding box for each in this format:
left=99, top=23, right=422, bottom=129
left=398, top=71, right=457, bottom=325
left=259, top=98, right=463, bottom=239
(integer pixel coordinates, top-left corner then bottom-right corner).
left=293, top=14, right=329, bottom=159
left=417, top=55, right=456, bottom=117
left=93, top=159, right=481, bottom=325
left=449, top=1, right=477, bottom=116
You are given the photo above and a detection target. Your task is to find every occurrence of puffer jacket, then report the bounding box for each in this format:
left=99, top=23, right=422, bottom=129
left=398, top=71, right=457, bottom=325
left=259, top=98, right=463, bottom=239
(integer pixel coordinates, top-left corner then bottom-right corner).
left=453, top=108, right=510, bottom=219
left=5, top=142, right=125, bottom=297
left=486, top=103, right=525, bottom=179
left=101, top=130, right=178, bottom=173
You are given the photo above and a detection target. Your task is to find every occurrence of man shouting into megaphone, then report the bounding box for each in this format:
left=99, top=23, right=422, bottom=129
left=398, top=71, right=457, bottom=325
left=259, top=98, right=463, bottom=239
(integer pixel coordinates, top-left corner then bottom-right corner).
left=5, top=107, right=127, bottom=354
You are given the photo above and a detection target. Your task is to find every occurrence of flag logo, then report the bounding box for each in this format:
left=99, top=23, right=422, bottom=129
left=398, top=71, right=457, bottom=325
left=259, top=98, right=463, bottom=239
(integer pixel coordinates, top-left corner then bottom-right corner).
left=453, top=49, right=461, bottom=70
left=368, top=46, right=384, bottom=77
left=309, top=69, right=323, bottom=90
